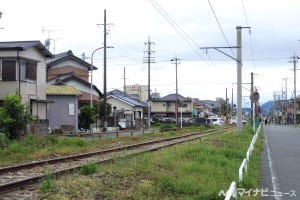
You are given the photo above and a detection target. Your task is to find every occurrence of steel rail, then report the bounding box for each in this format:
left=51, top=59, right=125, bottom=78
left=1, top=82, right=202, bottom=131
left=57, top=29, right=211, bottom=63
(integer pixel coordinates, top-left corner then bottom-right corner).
left=0, top=127, right=232, bottom=195
left=0, top=127, right=231, bottom=175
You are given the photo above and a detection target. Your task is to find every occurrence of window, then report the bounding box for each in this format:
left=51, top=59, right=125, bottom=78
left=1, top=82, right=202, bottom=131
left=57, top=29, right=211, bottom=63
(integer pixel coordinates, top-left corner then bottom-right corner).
left=69, top=103, right=75, bottom=115
left=20, top=60, right=37, bottom=82
left=1, top=60, right=16, bottom=81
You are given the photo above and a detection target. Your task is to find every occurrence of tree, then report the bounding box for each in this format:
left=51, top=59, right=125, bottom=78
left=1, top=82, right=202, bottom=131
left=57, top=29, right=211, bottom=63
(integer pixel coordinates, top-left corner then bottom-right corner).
left=78, top=105, right=96, bottom=130
left=0, top=94, right=33, bottom=140
left=98, top=101, right=112, bottom=119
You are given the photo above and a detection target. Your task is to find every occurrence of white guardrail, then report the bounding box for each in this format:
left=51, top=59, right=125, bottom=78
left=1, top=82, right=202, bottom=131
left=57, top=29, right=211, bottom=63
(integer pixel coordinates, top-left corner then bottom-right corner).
left=224, top=123, right=261, bottom=200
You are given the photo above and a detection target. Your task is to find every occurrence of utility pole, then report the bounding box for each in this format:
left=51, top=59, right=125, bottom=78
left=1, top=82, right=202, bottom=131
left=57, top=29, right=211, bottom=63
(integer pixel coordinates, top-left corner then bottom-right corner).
left=144, top=36, right=155, bottom=101
left=236, top=26, right=243, bottom=133
left=171, top=56, right=180, bottom=127
left=283, top=77, right=288, bottom=123
left=236, top=26, right=250, bottom=133
left=250, top=72, right=254, bottom=118
left=200, top=26, right=250, bottom=133
left=232, top=87, right=234, bottom=116
left=290, top=55, right=300, bottom=125
left=97, top=9, right=113, bottom=132
left=225, top=88, right=228, bottom=118
left=103, top=9, right=107, bottom=132
left=143, top=36, right=155, bottom=129
left=123, top=67, right=126, bottom=94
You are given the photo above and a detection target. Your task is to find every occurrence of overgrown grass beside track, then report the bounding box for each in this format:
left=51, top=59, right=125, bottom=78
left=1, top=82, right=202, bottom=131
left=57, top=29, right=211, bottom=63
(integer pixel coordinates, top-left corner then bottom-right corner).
left=38, top=125, right=262, bottom=200
left=0, top=125, right=214, bottom=166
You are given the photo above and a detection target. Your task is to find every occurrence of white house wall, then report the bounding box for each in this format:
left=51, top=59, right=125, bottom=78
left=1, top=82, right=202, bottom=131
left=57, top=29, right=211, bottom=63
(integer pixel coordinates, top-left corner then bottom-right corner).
left=0, top=47, right=48, bottom=119
left=107, top=97, right=133, bottom=112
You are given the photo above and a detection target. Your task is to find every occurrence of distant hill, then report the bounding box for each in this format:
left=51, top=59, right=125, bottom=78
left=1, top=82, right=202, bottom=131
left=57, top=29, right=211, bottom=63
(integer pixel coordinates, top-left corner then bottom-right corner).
left=260, top=100, right=274, bottom=115
left=233, top=101, right=274, bottom=116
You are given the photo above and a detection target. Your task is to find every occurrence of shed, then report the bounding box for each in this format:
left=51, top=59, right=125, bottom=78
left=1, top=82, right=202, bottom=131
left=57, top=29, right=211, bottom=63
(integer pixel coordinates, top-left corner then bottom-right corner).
left=47, top=85, right=81, bottom=133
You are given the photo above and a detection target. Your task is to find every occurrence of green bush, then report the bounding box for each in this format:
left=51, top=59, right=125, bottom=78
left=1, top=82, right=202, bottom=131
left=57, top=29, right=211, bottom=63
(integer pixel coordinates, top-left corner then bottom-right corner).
left=0, top=94, right=33, bottom=140
left=160, top=123, right=176, bottom=130
left=80, top=163, right=98, bottom=175
left=39, top=174, right=55, bottom=193
left=0, top=133, right=9, bottom=150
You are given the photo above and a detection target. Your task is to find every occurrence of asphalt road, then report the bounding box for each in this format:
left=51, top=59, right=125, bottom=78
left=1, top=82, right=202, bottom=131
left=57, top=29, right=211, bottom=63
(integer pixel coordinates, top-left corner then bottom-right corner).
left=261, top=125, right=300, bottom=200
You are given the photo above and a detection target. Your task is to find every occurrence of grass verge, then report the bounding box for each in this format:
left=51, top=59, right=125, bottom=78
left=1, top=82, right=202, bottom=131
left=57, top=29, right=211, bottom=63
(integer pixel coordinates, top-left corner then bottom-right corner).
left=39, top=125, right=262, bottom=200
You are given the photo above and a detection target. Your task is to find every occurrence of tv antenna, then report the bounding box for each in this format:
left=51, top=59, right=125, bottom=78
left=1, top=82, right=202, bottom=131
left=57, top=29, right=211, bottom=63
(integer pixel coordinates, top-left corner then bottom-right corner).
left=42, top=27, right=62, bottom=54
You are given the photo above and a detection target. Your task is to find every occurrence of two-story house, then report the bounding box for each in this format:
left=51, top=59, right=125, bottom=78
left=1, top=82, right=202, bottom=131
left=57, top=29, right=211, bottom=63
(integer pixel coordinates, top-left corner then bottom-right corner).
left=47, top=50, right=102, bottom=107
left=106, top=89, right=147, bottom=129
left=0, top=41, right=53, bottom=133
left=151, top=93, right=193, bottom=118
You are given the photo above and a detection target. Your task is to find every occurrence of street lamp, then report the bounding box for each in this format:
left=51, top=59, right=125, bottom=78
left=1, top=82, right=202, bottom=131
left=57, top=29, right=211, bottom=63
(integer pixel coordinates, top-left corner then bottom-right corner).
left=90, top=46, right=113, bottom=134
left=90, top=47, right=104, bottom=109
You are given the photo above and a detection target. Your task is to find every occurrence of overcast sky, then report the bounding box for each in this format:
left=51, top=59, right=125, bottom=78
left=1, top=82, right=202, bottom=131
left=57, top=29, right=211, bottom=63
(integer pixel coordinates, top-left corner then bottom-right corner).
left=1, top=0, right=300, bottom=106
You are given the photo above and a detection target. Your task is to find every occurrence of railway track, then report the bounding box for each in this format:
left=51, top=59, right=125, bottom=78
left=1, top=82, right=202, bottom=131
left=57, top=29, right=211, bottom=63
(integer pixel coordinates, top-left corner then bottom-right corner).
left=0, top=127, right=232, bottom=197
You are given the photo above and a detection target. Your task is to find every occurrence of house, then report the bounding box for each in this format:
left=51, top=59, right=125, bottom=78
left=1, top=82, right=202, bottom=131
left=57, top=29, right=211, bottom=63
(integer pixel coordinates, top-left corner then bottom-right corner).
left=151, top=93, right=193, bottom=118
left=125, top=84, right=149, bottom=102
left=46, top=85, right=81, bottom=132
left=0, top=40, right=53, bottom=133
left=47, top=50, right=101, bottom=107
left=106, top=89, right=147, bottom=129
left=193, top=99, right=220, bottom=116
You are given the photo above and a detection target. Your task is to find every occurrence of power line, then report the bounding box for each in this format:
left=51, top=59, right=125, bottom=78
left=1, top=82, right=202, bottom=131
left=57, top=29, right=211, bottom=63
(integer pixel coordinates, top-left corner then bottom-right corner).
left=147, top=0, right=215, bottom=69
left=241, top=0, right=256, bottom=71
left=207, top=0, right=235, bottom=57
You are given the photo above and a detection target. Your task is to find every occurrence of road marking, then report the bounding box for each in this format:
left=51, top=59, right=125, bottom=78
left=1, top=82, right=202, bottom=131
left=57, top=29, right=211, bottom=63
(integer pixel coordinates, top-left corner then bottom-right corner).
left=264, top=128, right=282, bottom=200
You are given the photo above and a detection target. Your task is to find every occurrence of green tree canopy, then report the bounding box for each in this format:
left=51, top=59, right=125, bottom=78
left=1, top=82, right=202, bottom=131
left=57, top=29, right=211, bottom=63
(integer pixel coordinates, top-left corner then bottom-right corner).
left=78, top=105, right=96, bottom=130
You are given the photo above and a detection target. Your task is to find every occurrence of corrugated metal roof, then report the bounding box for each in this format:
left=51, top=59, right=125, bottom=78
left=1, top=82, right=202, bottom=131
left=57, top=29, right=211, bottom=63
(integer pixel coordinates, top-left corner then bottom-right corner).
left=46, top=85, right=82, bottom=96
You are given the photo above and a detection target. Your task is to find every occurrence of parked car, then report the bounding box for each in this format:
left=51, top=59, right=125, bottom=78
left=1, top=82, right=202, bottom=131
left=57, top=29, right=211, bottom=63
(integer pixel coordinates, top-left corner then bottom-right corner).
left=118, top=121, right=127, bottom=129
left=230, top=116, right=247, bottom=125
left=208, top=117, right=224, bottom=126
left=230, top=116, right=237, bottom=125
left=162, top=118, right=177, bottom=124
left=183, top=117, right=211, bottom=127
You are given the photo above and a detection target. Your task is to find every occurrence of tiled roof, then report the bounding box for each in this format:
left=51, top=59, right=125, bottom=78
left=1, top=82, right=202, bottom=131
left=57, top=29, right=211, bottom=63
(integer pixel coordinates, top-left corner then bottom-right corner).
left=47, top=72, right=102, bottom=97
left=0, top=40, right=53, bottom=58
left=46, top=85, right=82, bottom=96
left=154, top=93, right=192, bottom=102
left=47, top=50, right=97, bottom=70
left=107, top=89, right=147, bottom=107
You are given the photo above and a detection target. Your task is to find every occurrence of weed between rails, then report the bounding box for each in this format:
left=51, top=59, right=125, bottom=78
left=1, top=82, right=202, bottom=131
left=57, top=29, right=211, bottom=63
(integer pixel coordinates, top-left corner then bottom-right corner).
left=40, top=128, right=262, bottom=200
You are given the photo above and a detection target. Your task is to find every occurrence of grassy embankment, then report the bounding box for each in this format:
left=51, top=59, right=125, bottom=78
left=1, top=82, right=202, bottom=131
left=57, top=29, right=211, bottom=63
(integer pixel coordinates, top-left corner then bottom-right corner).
left=36, top=125, right=262, bottom=200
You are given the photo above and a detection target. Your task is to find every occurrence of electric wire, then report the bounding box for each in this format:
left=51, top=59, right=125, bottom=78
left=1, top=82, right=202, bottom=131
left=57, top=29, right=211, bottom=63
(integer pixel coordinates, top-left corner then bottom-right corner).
left=207, top=0, right=236, bottom=58
left=241, top=0, right=256, bottom=72
left=147, top=0, right=216, bottom=69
